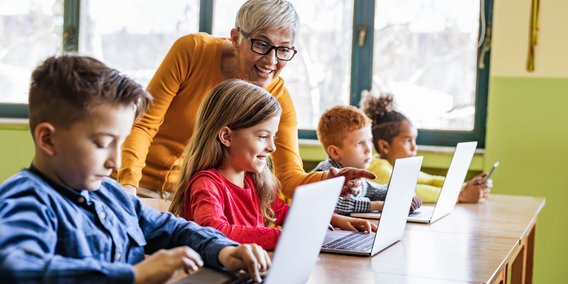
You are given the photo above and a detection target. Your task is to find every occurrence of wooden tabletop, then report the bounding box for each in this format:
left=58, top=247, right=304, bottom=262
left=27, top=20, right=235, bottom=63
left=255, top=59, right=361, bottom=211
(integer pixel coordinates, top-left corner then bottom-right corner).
left=172, top=194, right=545, bottom=284
left=405, top=194, right=545, bottom=241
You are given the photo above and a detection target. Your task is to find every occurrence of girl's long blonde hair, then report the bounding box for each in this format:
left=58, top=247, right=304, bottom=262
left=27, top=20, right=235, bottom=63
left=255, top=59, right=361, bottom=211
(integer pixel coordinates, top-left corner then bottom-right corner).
left=169, top=79, right=281, bottom=225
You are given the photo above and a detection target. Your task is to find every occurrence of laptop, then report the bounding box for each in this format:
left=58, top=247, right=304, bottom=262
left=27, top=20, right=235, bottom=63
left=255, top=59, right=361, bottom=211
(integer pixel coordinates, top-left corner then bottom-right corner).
left=172, top=176, right=345, bottom=284
left=351, top=141, right=478, bottom=224
left=321, top=156, right=423, bottom=256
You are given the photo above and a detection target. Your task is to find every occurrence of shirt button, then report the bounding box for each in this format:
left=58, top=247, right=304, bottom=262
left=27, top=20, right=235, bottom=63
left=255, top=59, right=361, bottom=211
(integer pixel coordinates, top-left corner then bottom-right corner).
left=77, top=197, right=85, bottom=203
left=115, top=253, right=121, bottom=261
left=99, top=212, right=106, bottom=220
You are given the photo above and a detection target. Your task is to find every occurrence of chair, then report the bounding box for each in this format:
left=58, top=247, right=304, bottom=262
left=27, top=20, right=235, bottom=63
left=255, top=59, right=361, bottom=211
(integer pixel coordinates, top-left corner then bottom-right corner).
left=139, top=197, right=172, bottom=212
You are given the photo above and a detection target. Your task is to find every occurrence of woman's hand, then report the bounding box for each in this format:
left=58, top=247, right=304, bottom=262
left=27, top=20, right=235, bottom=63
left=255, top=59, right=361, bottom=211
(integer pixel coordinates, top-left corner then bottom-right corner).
left=330, top=214, right=378, bottom=233
left=325, top=167, right=376, bottom=196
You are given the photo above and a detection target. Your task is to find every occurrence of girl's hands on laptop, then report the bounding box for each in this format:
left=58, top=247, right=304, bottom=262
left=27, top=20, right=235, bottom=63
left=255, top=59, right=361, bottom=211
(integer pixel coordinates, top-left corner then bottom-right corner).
left=218, top=244, right=271, bottom=283
left=330, top=214, right=378, bottom=233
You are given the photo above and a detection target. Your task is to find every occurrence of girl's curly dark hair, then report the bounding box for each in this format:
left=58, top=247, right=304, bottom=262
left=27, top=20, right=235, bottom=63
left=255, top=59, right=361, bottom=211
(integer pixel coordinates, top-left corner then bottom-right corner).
left=360, top=92, right=410, bottom=153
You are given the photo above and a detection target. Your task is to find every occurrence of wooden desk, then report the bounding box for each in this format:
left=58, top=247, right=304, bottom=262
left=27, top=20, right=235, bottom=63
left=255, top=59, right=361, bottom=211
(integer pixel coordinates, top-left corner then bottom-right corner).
left=309, top=231, right=519, bottom=283
left=403, top=194, right=544, bottom=284
left=173, top=194, right=544, bottom=284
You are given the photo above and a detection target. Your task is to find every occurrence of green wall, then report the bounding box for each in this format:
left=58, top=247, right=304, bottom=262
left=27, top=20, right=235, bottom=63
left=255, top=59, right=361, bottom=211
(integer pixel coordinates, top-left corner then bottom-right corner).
left=0, top=128, right=34, bottom=181
left=485, top=77, right=568, bottom=283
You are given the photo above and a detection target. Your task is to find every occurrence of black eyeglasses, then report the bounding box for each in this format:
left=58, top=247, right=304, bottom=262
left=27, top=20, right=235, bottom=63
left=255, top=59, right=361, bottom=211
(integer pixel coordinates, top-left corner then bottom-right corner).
left=239, top=28, right=297, bottom=61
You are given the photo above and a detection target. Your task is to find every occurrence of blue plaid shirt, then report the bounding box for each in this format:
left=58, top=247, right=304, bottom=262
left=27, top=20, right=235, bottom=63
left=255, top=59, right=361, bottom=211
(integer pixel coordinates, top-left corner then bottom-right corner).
left=313, top=158, right=388, bottom=215
left=0, top=167, right=237, bottom=283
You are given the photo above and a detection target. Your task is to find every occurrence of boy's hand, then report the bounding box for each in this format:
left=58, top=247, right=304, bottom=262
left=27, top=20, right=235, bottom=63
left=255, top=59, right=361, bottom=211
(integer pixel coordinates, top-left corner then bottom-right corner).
left=459, top=173, right=492, bottom=203
left=133, top=246, right=203, bottom=284
left=409, top=196, right=422, bottom=213
left=325, top=167, right=376, bottom=196
left=218, top=244, right=270, bottom=283
left=370, top=201, right=384, bottom=212
left=331, top=214, right=378, bottom=233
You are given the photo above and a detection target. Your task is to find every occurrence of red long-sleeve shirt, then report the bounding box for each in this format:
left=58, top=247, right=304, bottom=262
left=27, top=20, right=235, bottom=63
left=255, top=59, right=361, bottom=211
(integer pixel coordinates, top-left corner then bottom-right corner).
left=184, top=169, right=289, bottom=250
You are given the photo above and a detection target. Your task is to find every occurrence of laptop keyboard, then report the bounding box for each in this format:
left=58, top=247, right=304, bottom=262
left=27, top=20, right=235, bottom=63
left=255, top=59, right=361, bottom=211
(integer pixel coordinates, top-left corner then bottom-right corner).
left=322, top=232, right=375, bottom=251
left=409, top=207, right=433, bottom=218
left=409, top=210, right=427, bottom=218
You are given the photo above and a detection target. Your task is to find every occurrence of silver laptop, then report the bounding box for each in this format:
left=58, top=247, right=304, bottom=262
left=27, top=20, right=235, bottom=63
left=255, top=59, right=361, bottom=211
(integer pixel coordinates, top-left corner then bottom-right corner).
left=321, top=156, right=423, bottom=256
left=173, top=176, right=345, bottom=284
left=351, top=141, right=478, bottom=224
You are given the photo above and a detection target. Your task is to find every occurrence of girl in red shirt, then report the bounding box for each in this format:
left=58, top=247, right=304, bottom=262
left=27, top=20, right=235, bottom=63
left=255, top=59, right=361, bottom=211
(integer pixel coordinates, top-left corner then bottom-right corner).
left=169, top=79, right=375, bottom=250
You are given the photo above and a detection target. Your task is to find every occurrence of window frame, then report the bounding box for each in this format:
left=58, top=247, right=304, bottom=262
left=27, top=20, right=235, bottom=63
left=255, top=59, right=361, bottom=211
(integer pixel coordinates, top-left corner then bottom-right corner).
left=0, top=0, right=493, bottom=148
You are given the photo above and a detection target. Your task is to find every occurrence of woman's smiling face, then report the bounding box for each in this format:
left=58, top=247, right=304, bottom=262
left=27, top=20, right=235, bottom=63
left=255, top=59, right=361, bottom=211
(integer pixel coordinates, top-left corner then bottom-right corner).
left=236, top=28, right=294, bottom=88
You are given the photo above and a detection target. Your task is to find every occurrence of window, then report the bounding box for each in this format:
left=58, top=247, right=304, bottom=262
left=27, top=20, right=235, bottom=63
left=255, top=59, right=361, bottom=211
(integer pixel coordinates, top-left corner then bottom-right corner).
left=0, top=0, right=64, bottom=104
left=213, top=0, right=353, bottom=130
left=373, top=0, right=480, bottom=131
left=0, top=0, right=492, bottom=147
left=79, top=0, right=199, bottom=89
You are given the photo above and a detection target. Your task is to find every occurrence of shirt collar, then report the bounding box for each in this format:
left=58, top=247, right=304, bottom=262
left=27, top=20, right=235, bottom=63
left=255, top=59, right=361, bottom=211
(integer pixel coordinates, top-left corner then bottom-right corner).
left=27, top=164, right=92, bottom=205
left=327, top=158, right=343, bottom=169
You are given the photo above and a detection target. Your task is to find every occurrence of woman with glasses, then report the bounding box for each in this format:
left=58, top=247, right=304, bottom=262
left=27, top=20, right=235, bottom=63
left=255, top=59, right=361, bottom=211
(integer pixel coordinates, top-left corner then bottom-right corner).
left=117, top=0, right=376, bottom=231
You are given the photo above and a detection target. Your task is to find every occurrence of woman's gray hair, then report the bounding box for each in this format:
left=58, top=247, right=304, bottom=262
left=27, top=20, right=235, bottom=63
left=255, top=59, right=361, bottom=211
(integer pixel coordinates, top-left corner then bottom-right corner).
left=235, top=0, right=300, bottom=39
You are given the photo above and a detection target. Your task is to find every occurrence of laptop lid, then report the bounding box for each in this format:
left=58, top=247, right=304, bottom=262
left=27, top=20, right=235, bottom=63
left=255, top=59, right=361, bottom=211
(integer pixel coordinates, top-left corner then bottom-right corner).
left=321, top=156, right=422, bottom=256
left=406, top=141, right=478, bottom=223
left=264, top=176, right=344, bottom=284
left=429, top=141, right=477, bottom=222
left=371, top=156, right=423, bottom=255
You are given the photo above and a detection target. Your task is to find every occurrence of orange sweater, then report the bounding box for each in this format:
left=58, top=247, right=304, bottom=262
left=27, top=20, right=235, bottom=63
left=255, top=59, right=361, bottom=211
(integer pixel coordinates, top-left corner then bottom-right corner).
left=117, top=33, right=323, bottom=196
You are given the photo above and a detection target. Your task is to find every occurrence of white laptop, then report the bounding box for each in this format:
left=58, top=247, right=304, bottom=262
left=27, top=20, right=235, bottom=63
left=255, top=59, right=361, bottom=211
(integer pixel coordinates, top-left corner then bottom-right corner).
left=320, top=156, right=423, bottom=256
left=351, top=141, right=478, bottom=224
left=172, top=176, right=345, bottom=284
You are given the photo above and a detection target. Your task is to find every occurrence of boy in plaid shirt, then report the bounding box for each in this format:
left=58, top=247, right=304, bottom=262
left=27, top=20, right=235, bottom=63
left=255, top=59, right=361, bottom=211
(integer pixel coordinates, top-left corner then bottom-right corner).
left=313, top=106, right=421, bottom=215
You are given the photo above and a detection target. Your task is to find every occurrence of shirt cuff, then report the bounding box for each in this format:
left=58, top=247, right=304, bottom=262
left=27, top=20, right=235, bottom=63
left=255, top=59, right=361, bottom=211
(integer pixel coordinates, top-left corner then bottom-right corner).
left=203, top=240, right=239, bottom=270
left=102, top=262, right=135, bottom=284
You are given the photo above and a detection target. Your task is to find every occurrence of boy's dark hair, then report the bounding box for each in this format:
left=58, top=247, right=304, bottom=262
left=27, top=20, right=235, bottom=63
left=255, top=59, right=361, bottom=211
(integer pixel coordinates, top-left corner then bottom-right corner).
left=28, top=55, right=152, bottom=133
left=360, top=92, right=410, bottom=153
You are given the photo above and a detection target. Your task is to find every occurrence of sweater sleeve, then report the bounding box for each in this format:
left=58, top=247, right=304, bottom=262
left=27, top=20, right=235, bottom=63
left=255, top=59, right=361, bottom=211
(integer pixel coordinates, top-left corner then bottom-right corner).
left=187, top=177, right=282, bottom=251
left=367, top=158, right=393, bottom=185
left=415, top=184, right=442, bottom=203
left=417, top=171, right=446, bottom=188
left=268, top=79, right=325, bottom=198
left=117, top=35, right=193, bottom=188
left=415, top=171, right=444, bottom=202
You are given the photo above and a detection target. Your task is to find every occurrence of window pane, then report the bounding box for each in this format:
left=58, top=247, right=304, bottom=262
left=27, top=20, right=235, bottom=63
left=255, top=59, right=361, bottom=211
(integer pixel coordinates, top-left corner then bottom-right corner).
left=0, top=0, right=63, bottom=104
left=211, top=0, right=243, bottom=37
left=373, top=0, right=480, bottom=131
left=79, top=0, right=199, bottom=88
left=213, top=0, right=353, bottom=130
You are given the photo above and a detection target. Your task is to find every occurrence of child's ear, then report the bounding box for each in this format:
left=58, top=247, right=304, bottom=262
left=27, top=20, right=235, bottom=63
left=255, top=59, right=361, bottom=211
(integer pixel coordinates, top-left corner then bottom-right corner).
left=218, top=126, right=232, bottom=147
left=230, top=28, right=240, bottom=47
left=34, top=122, right=57, bottom=156
left=326, top=145, right=341, bottom=161
left=378, top=139, right=390, bottom=156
